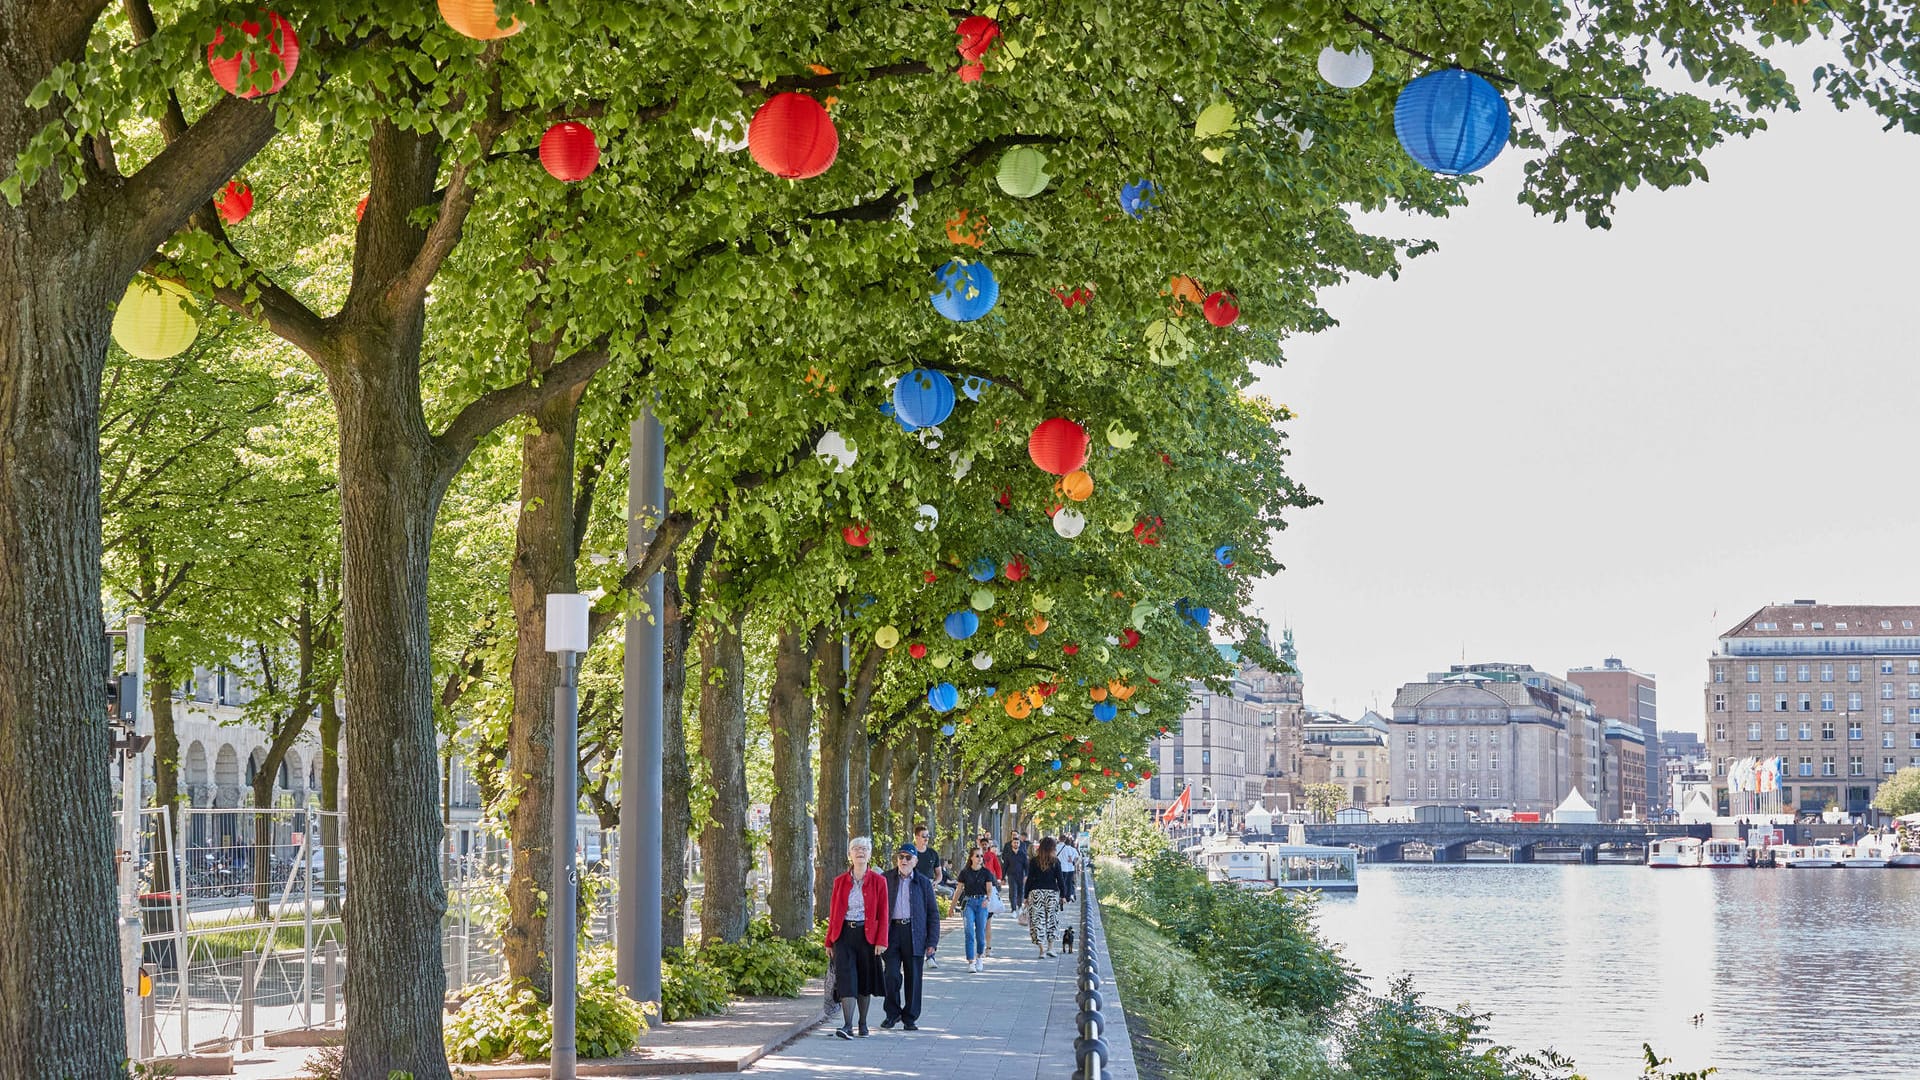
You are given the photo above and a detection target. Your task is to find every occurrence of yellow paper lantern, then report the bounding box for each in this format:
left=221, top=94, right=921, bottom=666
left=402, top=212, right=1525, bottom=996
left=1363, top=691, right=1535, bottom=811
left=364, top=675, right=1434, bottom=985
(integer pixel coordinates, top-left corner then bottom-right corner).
left=111, top=277, right=198, bottom=360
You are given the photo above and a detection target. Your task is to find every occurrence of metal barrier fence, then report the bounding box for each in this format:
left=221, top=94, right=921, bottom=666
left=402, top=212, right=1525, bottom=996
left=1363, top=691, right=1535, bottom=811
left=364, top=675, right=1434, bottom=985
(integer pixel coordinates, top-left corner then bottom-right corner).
left=1072, top=860, right=1110, bottom=1080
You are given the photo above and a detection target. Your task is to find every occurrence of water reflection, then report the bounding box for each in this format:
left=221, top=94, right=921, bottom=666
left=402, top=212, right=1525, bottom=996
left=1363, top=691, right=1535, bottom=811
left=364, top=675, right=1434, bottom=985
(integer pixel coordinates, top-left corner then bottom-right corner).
left=1311, top=865, right=1920, bottom=1079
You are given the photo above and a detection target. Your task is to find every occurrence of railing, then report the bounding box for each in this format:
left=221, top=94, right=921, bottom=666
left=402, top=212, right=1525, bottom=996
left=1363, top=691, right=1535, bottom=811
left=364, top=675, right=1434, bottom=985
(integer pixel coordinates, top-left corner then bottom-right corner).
left=1072, top=860, right=1109, bottom=1080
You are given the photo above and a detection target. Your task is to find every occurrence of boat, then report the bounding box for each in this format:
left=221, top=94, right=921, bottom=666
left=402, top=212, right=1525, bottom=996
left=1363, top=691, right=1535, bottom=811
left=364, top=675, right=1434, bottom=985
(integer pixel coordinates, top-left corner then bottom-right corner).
left=1843, top=835, right=1897, bottom=868
left=1256, top=842, right=1359, bottom=892
left=1894, top=815, right=1920, bottom=867
left=1198, top=839, right=1271, bottom=888
left=1702, top=838, right=1748, bottom=867
left=1787, top=843, right=1848, bottom=868
left=1649, top=837, right=1703, bottom=868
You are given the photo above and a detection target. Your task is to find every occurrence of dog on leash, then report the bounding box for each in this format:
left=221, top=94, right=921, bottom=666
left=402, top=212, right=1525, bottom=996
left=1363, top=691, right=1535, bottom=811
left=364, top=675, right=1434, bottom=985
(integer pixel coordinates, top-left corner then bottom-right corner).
left=1061, top=925, right=1075, bottom=953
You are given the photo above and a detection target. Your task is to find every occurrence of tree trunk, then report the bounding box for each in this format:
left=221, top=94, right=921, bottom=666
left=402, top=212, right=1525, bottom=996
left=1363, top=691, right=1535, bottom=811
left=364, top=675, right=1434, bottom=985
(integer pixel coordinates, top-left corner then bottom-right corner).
left=333, top=338, right=454, bottom=1080
left=660, top=529, right=713, bottom=954
left=868, top=742, right=893, bottom=843
left=149, top=653, right=180, bottom=894
left=320, top=691, right=343, bottom=918
left=766, top=623, right=817, bottom=939
left=845, top=646, right=882, bottom=841
left=811, top=629, right=847, bottom=915
left=888, top=738, right=919, bottom=846
left=504, top=387, right=584, bottom=996
left=696, top=593, right=750, bottom=945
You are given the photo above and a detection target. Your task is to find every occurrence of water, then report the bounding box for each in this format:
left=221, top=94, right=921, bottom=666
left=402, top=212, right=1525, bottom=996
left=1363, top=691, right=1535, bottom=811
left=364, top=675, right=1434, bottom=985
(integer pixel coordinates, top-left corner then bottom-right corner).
left=1310, top=864, right=1920, bottom=1079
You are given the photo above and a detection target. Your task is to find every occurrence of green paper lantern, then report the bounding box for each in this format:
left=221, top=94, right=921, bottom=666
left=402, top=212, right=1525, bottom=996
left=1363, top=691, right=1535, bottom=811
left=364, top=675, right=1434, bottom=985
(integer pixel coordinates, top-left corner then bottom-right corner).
left=875, top=625, right=901, bottom=649
left=1144, top=319, right=1193, bottom=366
left=1108, top=518, right=1133, bottom=534
left=1130, top=601, right=1154, bottom=630
left=971, top=588, right=994, bottom=611
left=932, top=653, right=953, bottom=669
left=112, top=276, right=199, bottom=360
left=1032, top=594, right=1056, bottom=614
left=1106, top=421, right=1137, bottom=449
left=997, top=146, right=1052, bottom=198
left=1144, top=656, right=1173, bottom=680
left=1195, top=102, right=1237, bottom=163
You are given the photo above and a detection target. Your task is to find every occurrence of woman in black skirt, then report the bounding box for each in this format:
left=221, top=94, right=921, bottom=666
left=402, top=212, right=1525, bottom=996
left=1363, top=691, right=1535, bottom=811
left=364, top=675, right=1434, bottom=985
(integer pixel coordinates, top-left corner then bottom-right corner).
left=825, top=836, right=889, bottom=1038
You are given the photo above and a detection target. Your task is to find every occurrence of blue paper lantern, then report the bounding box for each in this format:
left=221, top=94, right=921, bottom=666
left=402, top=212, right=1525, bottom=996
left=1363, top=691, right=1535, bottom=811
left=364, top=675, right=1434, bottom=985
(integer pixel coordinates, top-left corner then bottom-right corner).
left=984, top=686, right=997, bottom=696
left=969, top=557, right=996, bottom=582
left=1186, top=605, right=1212, bottom=629
left=880, top=401, right=918, bottom=432
left=1394, top=70, right=1509, bottom=176
left=941, top=723, right=957, bottom=736
left=1093, top=701, right=1118, bottom=723
left=961, top=375, right=993, bottom=401
left=931, top=259, right=999, bottom=322
left=1119, top=178, right=1159, bottom=219
left=1214, top=544, right=1235, bottom=568
left=893, top=369, right=955, bottom=428
left=944, top=610, right=980, bottom=640
left=929, top=683, right=959, bottom=712
left=1049, top=759, right=1063, bottom=771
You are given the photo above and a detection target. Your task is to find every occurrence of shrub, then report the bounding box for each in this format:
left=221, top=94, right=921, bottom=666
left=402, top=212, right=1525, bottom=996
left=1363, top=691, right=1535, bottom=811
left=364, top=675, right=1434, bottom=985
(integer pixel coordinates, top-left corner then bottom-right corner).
left=660, top=949, right=733, bottom=1021
left=443, top=948, right=652, bottom=1062
left=1091, top=793, right=1172, bottom=862
left=699, top=933, right=815, bottom=998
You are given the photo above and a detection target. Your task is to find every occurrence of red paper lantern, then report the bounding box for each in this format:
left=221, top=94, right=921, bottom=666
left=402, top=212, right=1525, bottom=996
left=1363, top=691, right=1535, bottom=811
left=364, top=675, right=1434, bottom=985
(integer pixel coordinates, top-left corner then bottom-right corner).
left=1035, top=790, right=1046, bottom=799
left=207, top=12, right=300, bottom=98
left=1052, top=285, right=1094, bottom=309
left=1062, top=644, right=1079, bottom=656
left=958, top=63, right=986, bottom=83
left=1014, top=764, right=1026, bottom=776
left=909, top=643, right=928, bottom=660
left=957, top=16, right=1001, bottom=60
left=923, top=570, right=939, bottom=584
left=1203, top=291, right=1240, bottom=327
left=748, top=93, right=838, bottom=180
left=539, top=122, right=600, bottom=181
left=1121, top=628, right=1142, bottom=649
left=215, top=181, right=253, bottom=225
left=1141, top=770, right=1153, bottom=780
left=1028, top=418, right=1089, bottom=475
left=1005, top=557, right=1029, bottom=582
left=1134, top=517, right=1162, bottom=545
left=355, top=195, right=368, bottom=221
left=1038, top=682, right=1057, bottom=697
left=842, top=524, right=871, bottom=547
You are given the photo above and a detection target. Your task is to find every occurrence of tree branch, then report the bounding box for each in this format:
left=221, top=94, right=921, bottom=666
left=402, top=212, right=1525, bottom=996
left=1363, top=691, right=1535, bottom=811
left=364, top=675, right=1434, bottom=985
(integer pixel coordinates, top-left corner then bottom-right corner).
left=587, top=510, right=696, bottom=643
left=432, top=341, right=614, bottom=480
left=117, top=95, right=281, bottom=275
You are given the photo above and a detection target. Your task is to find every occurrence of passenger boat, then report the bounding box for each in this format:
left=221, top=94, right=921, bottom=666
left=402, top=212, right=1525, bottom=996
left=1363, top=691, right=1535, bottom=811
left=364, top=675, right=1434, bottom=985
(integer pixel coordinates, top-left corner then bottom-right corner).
left=1842, top=836, right=1897, bottom=868
left=1702, top=838, right=1748, bottom=867
left=1256, top=843, right=1359, bottom=892
left=1649, top=837, right=1703, bottom=868
left=1787, top=843, right=1848, bottom=868
left=1199, top=839, right=1271, bottom=888
left=1895, top=814, right=1920, bottom=867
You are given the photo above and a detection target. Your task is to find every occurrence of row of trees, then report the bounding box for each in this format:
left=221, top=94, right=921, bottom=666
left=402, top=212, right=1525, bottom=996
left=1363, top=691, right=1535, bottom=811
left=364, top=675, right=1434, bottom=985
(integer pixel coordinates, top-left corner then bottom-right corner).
left=6, top=3, right=1919, bottom=1078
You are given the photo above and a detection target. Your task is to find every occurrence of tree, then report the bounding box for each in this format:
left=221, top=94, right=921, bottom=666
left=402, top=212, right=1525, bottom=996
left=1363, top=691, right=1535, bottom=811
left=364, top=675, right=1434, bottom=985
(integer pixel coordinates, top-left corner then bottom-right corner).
left=1305, top=783, right=1349, bottom=823
left=1873, top=767, right=1920, bottom=818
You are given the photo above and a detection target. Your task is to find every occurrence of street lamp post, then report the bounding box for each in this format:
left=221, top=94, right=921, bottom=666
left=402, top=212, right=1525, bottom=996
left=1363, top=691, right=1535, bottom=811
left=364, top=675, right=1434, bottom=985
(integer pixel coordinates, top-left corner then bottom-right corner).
left=546, top=594, right=591, bottom=1080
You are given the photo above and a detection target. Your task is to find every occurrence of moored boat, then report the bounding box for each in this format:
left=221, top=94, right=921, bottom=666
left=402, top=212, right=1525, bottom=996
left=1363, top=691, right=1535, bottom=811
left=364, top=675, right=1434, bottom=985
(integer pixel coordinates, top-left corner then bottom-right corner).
left=1649, top=837, right=1702, bottom=868
left=1788, top=843, right=1848, bottom=868
left=1702, top=838, right=1748, bottom=867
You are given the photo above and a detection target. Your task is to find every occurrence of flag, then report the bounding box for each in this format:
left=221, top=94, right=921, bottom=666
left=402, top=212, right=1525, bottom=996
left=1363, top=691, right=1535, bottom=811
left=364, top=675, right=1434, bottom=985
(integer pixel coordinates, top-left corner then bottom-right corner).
left=1162, top=784, right=1191, bottom=823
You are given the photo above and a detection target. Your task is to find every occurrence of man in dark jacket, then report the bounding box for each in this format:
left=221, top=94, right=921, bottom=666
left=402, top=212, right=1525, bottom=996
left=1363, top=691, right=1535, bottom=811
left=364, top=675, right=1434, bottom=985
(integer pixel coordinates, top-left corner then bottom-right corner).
left=1000, top=834, right=1030, bottom=910
left=880, top=843, right=940, bottom=1030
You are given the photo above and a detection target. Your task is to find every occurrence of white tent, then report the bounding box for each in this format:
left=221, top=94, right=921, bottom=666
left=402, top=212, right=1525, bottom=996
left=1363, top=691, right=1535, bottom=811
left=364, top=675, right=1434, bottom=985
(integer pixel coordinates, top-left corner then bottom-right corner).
left=1678, top=788, right=1716, bottom=825
left=1551, top=787, right=1599, bottom=824
left=1244, top=801, right=1274, bottom=834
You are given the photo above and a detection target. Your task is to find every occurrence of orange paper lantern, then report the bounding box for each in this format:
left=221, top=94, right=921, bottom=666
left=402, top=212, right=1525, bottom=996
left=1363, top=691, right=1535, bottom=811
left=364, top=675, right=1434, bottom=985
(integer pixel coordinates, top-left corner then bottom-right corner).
left=1057, top=470, right=1094, bottom=502
left=1089, top=686, right=1107, bottom=702
left=440, top=0, right=523, bottom=40
left=1026, top=614, right=1049, bottom=636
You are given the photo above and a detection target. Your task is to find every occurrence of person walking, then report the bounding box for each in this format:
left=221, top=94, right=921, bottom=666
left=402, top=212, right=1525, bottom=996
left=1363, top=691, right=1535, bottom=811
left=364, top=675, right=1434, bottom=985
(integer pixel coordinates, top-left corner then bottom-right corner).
left=824, top=837, right=888, bottom=1040
left=975, top=835, right=1003, bottom=957
left=1001, top=834, right=1029, bottom=912
left=880, top=843, right=940, bottom=1030
left=1056, top=832, right=1079, bottom=901
left=909, top=823, right=945, bottom=969
left=953, top=848, right=997, bottom=973
left=1023, top=837, right=1066, bottom=958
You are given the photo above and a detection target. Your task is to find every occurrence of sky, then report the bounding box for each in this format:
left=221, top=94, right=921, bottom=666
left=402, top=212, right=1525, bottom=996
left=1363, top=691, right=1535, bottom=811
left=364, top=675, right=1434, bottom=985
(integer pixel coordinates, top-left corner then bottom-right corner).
left=1249, top=61, right=1920, bottom=736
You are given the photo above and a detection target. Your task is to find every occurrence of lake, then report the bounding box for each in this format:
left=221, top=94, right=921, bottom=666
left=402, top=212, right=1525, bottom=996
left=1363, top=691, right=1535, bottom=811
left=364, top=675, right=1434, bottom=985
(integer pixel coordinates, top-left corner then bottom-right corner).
left=1310, top=863, right=1920, bottom=1079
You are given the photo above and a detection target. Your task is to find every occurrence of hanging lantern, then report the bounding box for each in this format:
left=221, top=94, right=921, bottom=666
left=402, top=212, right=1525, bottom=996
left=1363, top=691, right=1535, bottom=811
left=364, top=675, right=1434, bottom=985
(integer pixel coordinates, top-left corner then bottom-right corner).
left=1026, top=614, right=1049, bottom=636
left=1134, top=702, right=1150, bottom=715
left=893, top=369, right=956, bottom=428
left=1106, top=421, right=1138, bottom=450
left=815, top=430, right=857, bottom=472
left=970, top=588, right=994, bottom=612
left=1006, top=694, right=1032, bottom=719
left=1168, top=275, right=1206, bottom=307
left=909, top=643, right=928, bottom=659
left=1057, top=470, right=1094, bottom=502
left=1053, top=508, right=1087, bottom=539
left=1395, top=69, right=1509, bottom=176
left=932, top=653, right=953, bottom=669
left=539, top=122, right=600, bottom=181
left=1144, top=319, right=1193, bottom=366
left=1093, top=702, right=1118, bottom=723
left=1005, top=557, right=1029, bottom=583
left=944, top=610, right=980, bottom=640
left=1014, top=764, right=1026, bottom=776
left=956, top=15, right=1001, bottom=60
left=997, top=146, right=1052, bottom=198
left=748, top=92, right=839, bottom=179
left=215, top=181, right=253, bottom=225
left=1028, top=418, right=1089, bottom=475
left=111, top=277, right=199, bottom=360
left=969, top=557, right=996, bottom=582
left=972, top=652, right=994, bottom=670
left=960, top=375, right=992, bottom=401
left=941, top=723, right=956, bottom=736
left=842, top=523, right=871, bottom=548
left=1214, top=544, right=1236, bottom=567
left=1317, top=45, right=1374, bottom=88
left=355, top=195, right=368, bottom=221
left=875, top=626, right=900, bottom=649
left=1194, top=102, right=1237, bottom=163
left=1119, top=179, right=1159, bottom=219
left=945, top=208, right=989, bottom=248
left=440, top=0, right=523, bottom=39
left=1143, top=656, right=1172, bottom=680
left=1032, top=594, right=1056, bottom=613
left=1134, top=517, right=1162, bottom=545
left=1110, top=681, right=1135, bottom=701
left=929, top=683, right=960, bottom=713
left=1049, top=760, right=1063, bottom=771
left=1203, top=291, right=1240, bottom=327
left=930, top=259, right=999, bottom=322
left=1130, top=601, right=1154, bottom=631
left=1052, top=284, right=1094, bottom=309
left=1089, top=686, right=1108, bottom=702
left=1120, top=628, right=1142, bottom=650
left=206, top=12, right=299, bottom=98
left=915, top=504, right=940, bottom=532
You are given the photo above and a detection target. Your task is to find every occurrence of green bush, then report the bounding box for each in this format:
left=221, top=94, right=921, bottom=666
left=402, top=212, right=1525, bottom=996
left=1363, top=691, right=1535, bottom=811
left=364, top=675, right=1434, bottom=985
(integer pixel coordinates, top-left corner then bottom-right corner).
left=1091, top=793, right=1172, bottom=862
left=660, top=949, right=733, bottom=1021
left=699, top=934, right=815, bottom=998
left=444, top=948, right=652, bottom=1062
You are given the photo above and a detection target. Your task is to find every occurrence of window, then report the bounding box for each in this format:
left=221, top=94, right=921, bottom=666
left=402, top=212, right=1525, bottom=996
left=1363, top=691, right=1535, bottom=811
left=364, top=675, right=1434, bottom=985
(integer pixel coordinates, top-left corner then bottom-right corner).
left=1821, top=663, right=1834, bottom=683
left=1468, top=753, right=1479, bottom=768
left=1427, top=732, right=1438, bottom=746
left=1490, top=779, right=1501, bottom=797
left=1448, top=781, right=1459, bottom=799
left=1466, top=709, right=1479, bottom=721
left=1886, top=756, right=1899, bottom=774
left=1822, top=722, right=1836, bottom=740
left=1356, top=764, right=1367, bottom=778
left=1469, top=781, right=1480, bottom=798
left=1427, top=780, right=1438, bottom=799
left=1849, top=720, right=1864, bottom=741
left=1747, top=722, right=1763, bottom=741
left=1447, top=731, right=1458, bottom=745
left=1821, top=692, right=1836, bottom=712
left=1714, top=668, right=1726, bottom=684
left=1799, top=757, right=1814, bottom=777
left=1849, top=664, right=1862, bottom=683
left=1850, top=692, right=1864, bottom=711
left=1714, top=694, right=1728, bottom=712
left=1799, top=693, right=1813, bottom=712
left=1885, top=682, right=1898, bottom=700
left=1447, top=752, right=1458, bottom=770
left=1912, top=732, right=1920, bottom=749
left=1201, top=750, right=1211, bottom=765
left=1885, top=731, right=1896, bottom=749
left=1405, top=733, right=1416, bottom=746
left=1334, top=764, right=1345, bottom=778
left=1748, top=693, right=1763, bottom=712
left=1446, top=709, right=1458, bottom=720
left=1489, top=752, right=1499, bottom=770
left=1426, top=752, right=1436, bottom=770
left=1911, top=660, right=1920, bottom=675
left=1775, top=664, right=1790, bottom=682
left=1777, top=722, right=1790, bottom=740
left=1747, top=664, right=1761, bottom=683
left=1823, top=757, right=1836, bottom=776
left=1912, top=707, right=1920, bottom=724
left=1715, top=723, right=1727, bottom=741
left=1468, top=730, right=1479, bottom=745
left=1885, top=706, right=1897, bottom=723
left=1909, top=683, right=1920, bottom=700
left=1885, top=661, right=1898, bottom=675
left=1776, top=693, right=1790, bottom=712
left=1800, top=722, right=1813, bottom=741
left=1850, top=756, right=1865, bottom=777
left=1798, top=664, right=1812, bottom=682
left=1886, top=621, right=1896, bottom=630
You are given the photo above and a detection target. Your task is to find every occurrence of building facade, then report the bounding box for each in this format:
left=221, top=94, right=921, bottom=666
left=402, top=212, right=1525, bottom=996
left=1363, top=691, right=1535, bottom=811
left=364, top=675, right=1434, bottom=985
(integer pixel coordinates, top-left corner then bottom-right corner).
left=1603, top=721, right=1648, bottom=820
left=1706, top=601, right=1920, bottom=815
left=1300, top=710, right=1392, bottom=809
left=1389, top=663, right=1603, bottom=815
left=1567, top=658, right=1661, bottom=813
left=1249, top=629, right=1306, bottom=810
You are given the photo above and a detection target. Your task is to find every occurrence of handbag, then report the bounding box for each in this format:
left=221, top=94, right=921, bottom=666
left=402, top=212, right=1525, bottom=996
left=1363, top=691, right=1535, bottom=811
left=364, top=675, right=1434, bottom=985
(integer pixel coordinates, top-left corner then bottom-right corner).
left=986, top=886, right=1009, bottom=914
left=1015, top=902, right=1030, bottom=926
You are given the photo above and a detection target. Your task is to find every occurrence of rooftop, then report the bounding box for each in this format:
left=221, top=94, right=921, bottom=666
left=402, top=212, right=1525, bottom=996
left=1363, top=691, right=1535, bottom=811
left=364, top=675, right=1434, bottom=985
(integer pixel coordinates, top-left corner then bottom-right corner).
left=1722, top=602, right=1920, bottom=639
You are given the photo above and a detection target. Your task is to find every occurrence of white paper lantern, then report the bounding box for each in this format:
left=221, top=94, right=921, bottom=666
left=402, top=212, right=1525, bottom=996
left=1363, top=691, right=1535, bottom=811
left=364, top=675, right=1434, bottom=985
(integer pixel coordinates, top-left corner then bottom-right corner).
left=916, top=425, right=944, bottom=449
left=1053, top=507, right=1087, bottom=539
left=972, top=652, right=994, bottom=670
left=950, top=452, right=973, bottom=481
left=691, top=114, right=750, bottom=153
left=1317, top=45, right=1373, bottom=88
left=815, top=430, right=857, bottom=472
left=915, top=504, right=940, bottom=532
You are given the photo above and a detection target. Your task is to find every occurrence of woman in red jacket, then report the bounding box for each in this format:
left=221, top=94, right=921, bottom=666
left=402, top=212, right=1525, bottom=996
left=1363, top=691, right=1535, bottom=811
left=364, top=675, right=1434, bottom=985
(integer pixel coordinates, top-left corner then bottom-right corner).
left=825, top=836, right=888, bottom=1039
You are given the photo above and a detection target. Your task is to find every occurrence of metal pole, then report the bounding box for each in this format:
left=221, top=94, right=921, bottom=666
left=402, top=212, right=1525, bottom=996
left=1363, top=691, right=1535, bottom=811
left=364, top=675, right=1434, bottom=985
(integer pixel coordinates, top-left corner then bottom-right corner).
left=120, top=615, right=147, bottom=1057
left=553, top=651, right=581, bottom=1080
left=618, top=409, right=665, bottom=1006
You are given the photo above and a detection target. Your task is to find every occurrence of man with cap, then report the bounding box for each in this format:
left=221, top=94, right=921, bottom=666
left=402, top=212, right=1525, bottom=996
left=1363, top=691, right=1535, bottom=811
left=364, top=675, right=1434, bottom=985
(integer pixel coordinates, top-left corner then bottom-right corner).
left=879, top=842, right=940, bottom=1030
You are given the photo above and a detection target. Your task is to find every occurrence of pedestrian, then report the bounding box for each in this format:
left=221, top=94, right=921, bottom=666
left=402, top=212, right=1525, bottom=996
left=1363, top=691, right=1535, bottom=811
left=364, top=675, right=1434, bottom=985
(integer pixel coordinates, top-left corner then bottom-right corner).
left=880, top=843, right=940, bottom=1030
left=974, top=835, right=1003, bottom=956
left=1056, top=832, right=1079, bottom=901
left=1001, top=833, right=1029, bottom=912
left=909, top=823, right=945, bottom=969
left=954, top=847, right=997, bottom=973
left=824, top=837, right=888, bottom=1040
left=1023, top=836, right=1065, bottom=958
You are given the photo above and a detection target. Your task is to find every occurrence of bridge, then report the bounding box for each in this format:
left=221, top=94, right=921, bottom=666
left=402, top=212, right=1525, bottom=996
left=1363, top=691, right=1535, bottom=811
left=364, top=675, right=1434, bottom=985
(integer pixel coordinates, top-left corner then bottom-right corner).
left=1245, top=822, right=1712, bottom=863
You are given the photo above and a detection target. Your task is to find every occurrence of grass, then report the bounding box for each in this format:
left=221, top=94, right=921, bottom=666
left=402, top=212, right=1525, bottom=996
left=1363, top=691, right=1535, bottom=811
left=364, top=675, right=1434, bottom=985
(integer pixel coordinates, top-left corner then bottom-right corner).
left=190, top=913, right=341, bottom=961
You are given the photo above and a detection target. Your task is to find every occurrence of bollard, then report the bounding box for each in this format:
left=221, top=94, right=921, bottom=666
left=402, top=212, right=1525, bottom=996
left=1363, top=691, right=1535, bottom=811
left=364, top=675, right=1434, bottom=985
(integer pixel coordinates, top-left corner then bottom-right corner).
left=240, top=950, right=258, bottom=1051
left=322, top=942, right=338, bottom=1024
